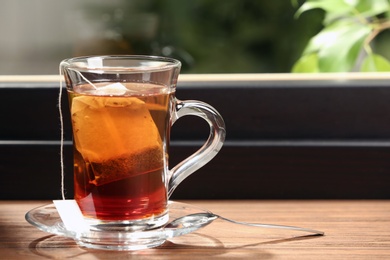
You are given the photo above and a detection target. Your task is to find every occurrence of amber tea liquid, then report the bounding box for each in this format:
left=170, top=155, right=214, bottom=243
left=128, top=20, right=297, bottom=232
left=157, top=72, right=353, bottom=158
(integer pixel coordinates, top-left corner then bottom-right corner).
left=68, top=82, right=171, bottom=222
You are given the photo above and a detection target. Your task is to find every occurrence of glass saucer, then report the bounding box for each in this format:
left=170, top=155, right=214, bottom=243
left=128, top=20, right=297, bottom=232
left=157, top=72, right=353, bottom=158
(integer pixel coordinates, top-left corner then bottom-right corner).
left=25, top=201, right=208, bottom=251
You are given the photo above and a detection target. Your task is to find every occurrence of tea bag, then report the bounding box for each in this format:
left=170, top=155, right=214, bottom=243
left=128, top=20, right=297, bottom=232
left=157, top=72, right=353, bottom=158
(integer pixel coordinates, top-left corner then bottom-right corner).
left=71, top=92, right=163, bottom=186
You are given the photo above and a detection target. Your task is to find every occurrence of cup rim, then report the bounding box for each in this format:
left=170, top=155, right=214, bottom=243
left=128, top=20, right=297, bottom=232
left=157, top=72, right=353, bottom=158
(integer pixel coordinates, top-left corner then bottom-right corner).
left=60, top=55, right=181, bottom=72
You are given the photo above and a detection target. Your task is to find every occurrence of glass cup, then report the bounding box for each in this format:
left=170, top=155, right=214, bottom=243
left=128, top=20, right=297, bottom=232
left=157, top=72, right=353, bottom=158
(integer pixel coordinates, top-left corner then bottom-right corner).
left=60, top=55, right=225, bottom=239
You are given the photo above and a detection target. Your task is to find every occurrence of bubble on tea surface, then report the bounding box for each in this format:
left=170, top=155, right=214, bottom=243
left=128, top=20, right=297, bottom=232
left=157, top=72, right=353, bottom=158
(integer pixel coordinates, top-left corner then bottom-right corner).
left=71, top=94, right=163, bottom=186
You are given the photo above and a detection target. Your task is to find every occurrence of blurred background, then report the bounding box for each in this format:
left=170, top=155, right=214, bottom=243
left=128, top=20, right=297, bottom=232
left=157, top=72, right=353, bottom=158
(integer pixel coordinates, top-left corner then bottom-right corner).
left=1, top=0, right=390, bottom=200
left=0, top=0, right=327, bottom=75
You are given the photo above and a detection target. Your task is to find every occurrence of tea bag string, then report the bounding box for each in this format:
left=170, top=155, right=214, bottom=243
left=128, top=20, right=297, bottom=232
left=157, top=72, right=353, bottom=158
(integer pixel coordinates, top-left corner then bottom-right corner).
left=69, top=68, right=98, bottom=89
left=58, top=68, right=98, bottom=200
left=58, top=66, right=65, bottom=200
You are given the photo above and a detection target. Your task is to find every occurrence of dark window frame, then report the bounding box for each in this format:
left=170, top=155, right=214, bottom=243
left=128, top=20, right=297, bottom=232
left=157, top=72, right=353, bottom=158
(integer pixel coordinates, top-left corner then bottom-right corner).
left=1, top=74, right=390, bottom=199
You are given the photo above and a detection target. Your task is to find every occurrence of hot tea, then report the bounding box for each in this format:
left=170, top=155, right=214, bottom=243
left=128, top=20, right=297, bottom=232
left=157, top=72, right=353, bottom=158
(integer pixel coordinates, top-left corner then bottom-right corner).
left=68, top=82, right=171, bottom=222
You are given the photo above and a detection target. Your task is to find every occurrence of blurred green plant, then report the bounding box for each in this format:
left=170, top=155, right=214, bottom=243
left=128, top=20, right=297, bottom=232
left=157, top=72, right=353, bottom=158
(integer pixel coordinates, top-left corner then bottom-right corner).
left=292, top=0, right=390, bottom=72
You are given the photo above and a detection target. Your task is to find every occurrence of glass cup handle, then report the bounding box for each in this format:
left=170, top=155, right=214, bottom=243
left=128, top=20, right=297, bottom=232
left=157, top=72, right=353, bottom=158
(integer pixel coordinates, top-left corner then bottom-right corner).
left=167, top=99, right=226, bottom=198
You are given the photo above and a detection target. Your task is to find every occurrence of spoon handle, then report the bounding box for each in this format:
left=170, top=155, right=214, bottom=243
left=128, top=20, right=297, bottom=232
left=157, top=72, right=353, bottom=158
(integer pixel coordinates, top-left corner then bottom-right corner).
left=216, top=215, right=324, bottom=235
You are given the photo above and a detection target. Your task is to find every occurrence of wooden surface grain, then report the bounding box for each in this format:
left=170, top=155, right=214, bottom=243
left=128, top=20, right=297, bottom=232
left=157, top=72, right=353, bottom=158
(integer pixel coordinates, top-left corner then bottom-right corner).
left=0, top=200, right=389, bottom=259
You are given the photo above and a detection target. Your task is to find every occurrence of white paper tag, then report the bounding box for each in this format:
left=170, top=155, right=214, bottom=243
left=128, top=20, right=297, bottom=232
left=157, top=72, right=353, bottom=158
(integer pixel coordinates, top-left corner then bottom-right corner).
left=53, top=200, right=90, bottom=233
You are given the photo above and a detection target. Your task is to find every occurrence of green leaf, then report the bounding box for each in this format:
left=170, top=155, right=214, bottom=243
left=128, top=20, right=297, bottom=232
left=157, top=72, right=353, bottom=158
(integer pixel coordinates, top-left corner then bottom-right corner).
left=301, top=19, right=371, bottom=72
left=303, top=19, right=359, bottom=54
left=292, top=53, right=319, bottom=73
left=295, top=0, right=354, bottom=19
left=318, top=23, right=371, bottom=72
left=296, top=0, right=389, bottom=24
left=361, top=53, right=390, bottom=72
left=355, top=0, right=389, bottom=18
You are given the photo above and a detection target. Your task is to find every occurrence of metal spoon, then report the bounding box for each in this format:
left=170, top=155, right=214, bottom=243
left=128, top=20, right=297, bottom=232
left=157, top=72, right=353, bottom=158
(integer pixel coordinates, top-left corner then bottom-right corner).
left=165, top=212, right=324, bottom=236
